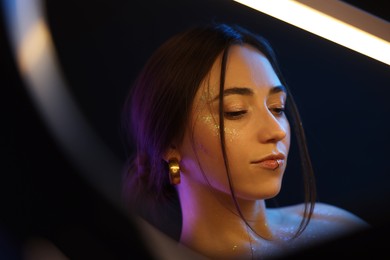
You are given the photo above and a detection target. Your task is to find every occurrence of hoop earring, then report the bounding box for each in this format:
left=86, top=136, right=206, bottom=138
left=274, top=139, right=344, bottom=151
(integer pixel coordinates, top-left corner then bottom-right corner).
left=168, top=158, right=181, bottom=185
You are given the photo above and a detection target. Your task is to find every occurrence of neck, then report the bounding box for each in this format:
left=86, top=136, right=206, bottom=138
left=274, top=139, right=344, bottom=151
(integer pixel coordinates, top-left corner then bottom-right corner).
left=176, top=177, right=273, bottom=259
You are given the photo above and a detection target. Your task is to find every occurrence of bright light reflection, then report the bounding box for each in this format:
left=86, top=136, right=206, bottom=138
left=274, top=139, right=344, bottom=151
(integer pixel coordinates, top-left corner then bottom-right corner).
left=234, top=0, right=390, bottom=66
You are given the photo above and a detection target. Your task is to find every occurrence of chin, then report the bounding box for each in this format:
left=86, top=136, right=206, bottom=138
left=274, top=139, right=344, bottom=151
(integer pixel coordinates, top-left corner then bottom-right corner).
left=236, top=186, right=282, bottom=201
left=255, top=181, right=283, bottom=199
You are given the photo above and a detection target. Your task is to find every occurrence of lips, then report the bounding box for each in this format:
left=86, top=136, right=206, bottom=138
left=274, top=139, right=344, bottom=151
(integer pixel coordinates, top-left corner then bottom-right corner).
left=251, top=153, right=285, bottom=170
left=256, top=159, right=281, bottom=170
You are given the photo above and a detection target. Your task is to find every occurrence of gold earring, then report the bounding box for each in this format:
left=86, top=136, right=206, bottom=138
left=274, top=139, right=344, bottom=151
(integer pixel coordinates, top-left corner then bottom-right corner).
left=168, top=158, right=180, bottom=185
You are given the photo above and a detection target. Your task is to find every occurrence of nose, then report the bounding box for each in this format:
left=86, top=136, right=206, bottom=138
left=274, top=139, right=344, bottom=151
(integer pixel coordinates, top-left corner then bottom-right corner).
left=257, top=110, right=288, bottom=143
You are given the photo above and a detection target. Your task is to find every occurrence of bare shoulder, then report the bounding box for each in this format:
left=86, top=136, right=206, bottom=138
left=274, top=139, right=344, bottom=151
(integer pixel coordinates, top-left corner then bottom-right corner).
left=268, top=203, right=371, bottom=255
left=279, top=202, right=370, bottom=235
left=310, top=202, right=370, bottom=228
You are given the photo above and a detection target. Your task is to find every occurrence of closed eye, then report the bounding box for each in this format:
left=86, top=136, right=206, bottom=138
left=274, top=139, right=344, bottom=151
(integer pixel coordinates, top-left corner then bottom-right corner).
left=270, top=107, right=285, bottom=116
left=224, top=110, right=247, bottom=120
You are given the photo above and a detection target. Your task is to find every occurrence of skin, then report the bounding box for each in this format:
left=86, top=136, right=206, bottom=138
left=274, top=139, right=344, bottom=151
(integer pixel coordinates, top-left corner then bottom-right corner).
left=163, top=44, right=369, bottom=259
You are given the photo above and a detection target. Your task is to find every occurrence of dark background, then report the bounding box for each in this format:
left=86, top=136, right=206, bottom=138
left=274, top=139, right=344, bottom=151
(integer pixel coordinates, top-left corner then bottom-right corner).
left=1, top=0, right=389, bottom=259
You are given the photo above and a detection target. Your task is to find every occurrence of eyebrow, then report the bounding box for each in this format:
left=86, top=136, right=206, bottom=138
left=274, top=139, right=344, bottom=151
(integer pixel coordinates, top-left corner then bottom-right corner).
left=212, top=85, right=287, bottom=101
left=269, top=85, right=287, bottom=95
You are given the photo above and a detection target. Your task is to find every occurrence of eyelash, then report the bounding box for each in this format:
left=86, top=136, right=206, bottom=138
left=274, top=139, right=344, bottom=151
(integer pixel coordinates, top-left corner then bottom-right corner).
left=270, top=107, right=285, bottom=116
left=224, top=110, right=247, bottom=120
left=224, top=107, right=285, bottom=120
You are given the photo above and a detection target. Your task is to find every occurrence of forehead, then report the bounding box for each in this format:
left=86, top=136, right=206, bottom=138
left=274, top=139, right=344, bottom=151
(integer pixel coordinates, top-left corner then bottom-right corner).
left=227, top=44, right=280, bottom=85
left=205, top=44, right=281, bottom=94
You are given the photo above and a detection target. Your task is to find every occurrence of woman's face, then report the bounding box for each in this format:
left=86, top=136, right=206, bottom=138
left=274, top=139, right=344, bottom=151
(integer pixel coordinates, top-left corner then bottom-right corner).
left=178, top=44, right=290, bottom=200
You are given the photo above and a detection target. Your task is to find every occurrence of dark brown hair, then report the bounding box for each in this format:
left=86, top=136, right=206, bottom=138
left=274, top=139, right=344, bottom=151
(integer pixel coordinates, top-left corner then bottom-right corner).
left=121, top=23, right=316, bottom=240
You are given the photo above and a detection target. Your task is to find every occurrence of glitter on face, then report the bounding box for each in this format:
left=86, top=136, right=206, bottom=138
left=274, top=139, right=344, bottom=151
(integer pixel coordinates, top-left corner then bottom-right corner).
left=200, top=114, right=219, bottom=136
left=225, top=127, right=239, bottom=142
left=196, top=80, right=240, bottom=143
left=199, top=105, right=240, bottom=142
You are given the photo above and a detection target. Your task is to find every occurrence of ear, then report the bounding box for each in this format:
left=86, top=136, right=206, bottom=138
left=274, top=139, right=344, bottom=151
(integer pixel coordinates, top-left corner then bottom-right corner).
left=163, top=145, right=181, bottom=163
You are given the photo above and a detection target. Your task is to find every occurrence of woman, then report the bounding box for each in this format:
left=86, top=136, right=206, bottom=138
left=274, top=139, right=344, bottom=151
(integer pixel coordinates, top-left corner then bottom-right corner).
left=121, top=23, right=369, bottom=259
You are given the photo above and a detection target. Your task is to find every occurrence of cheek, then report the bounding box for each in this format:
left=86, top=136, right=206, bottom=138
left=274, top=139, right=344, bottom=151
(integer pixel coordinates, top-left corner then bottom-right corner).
left=196, top=115, right=242, bottom=154
left=224, top=127, right=239, bottom=143
left=199, top=114, right=219, bottom=137
left=188, top=117, right=230, bottom=187
left=194, top=114, right=220, bottom=155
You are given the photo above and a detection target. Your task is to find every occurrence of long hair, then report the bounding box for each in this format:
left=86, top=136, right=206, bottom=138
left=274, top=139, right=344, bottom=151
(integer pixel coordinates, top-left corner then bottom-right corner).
left=121, top=23, right=316, bottom=240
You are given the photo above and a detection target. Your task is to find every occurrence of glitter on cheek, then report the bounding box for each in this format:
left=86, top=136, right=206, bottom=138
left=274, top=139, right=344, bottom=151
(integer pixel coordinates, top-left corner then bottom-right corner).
left=211, top=124, right=239, bottom=142
left=201, top=114, right=220, bottom=137
left=196, top=87, right=240, bottom=142
left=203, top=106, right=241, bottom=142
left=225, top=127, right=239, bottom=142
